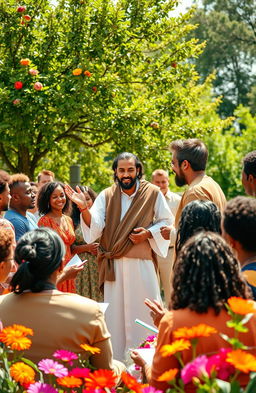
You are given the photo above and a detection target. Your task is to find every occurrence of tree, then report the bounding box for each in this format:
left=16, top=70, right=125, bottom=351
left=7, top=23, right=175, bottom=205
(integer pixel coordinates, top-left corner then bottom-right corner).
left=0, top=0, right=230, bottom=179
left=190, top=0, right=256, bottom=117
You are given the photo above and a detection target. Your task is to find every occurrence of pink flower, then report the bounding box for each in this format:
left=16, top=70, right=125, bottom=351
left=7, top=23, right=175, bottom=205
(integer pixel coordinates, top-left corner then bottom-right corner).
left=53, top=350, right=78, bottom=365
left=206, top=348, right=235, bottom=380
left=27, top=382, right=58, bottom=393
left=29, top=69, right=39, bottom=76
left=69, top=367, right=90, bottom=378
left=142, top=387, right=163, bottom=393
left=38, top=359, right=68, bottom=377
left=13, top=99, right=21, bottom=105
left=33, top=82, right=43, bottom=91
left=146, top=335, right=157, bottom=342
left=181, top=355, right=209, bottom=384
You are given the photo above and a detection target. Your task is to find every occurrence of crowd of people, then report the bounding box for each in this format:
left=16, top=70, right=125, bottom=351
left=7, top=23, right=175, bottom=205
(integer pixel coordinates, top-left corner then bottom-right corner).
left=0, top=139, right=256, bottom=390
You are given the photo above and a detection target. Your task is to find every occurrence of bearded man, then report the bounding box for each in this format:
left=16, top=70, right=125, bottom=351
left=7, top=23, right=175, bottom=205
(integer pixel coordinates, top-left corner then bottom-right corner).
left=65, top=152, right=173, bottom=361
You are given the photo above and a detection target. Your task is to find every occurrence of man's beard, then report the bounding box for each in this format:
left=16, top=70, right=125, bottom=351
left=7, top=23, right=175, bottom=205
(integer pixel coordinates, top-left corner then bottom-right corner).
left=117, top=176, right=137, bottom=190
left=174, top=173, right=186, bottom=187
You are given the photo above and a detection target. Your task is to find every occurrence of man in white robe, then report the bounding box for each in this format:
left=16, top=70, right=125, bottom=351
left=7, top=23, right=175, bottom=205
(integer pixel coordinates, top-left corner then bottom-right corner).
left=65, top=152, right=173, bottom=361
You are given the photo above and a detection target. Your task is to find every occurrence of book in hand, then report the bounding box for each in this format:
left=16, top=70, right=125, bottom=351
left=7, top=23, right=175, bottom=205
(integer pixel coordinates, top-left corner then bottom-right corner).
left=66, top=254, right=87, bottom=268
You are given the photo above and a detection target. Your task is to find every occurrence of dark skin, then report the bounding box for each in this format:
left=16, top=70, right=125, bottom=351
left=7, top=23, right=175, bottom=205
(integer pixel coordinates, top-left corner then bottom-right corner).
left=10, top=182, right=36, bottom=216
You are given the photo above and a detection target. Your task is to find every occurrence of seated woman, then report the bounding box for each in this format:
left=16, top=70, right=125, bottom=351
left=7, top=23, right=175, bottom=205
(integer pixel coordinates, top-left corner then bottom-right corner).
left=0, top=227, right=125, bottom=379
left=132, top=232, right=256, bottom=392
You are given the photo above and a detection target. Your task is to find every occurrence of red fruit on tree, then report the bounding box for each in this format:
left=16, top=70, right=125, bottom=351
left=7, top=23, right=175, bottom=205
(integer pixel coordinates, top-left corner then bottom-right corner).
left=33, top=82, right=43, bottom=91
left=23, top=15, right=31, bottom=21
left=14, top=81, right=23, bottom=90
left=17, top=6, right=26, bottom=13
left=92, top=86, right=97, bottom=92
left=171, top=62, right=177, bottom=68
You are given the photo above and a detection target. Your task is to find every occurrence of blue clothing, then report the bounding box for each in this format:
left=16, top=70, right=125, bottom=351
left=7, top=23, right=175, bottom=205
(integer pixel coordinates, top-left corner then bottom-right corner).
left=4, top=209, right=38, bottom=242
left=241, top=262, right=256, bottom=300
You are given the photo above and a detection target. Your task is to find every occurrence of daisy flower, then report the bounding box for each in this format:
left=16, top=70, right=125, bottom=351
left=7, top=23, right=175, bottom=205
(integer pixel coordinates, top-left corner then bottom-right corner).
left=38, top=359, right=68, bottom=377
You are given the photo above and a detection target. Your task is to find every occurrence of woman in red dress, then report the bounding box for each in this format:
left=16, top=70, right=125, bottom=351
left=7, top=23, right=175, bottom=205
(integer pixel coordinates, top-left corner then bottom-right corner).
left=37, top=181, right=76, bottom=292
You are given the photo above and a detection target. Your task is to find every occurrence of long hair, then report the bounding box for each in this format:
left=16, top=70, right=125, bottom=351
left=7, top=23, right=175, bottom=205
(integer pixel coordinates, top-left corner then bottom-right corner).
left=10, top=228, right=65, bottom=294
left=171, top=232, right=251, bottom=314
left=37, top=181, right=71, bottom=215
left=112, top=152, right=144, bottom=181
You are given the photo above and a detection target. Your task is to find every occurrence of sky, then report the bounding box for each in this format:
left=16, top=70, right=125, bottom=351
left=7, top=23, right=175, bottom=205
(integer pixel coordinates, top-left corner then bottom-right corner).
left=172, top=0, right=196, bottom=16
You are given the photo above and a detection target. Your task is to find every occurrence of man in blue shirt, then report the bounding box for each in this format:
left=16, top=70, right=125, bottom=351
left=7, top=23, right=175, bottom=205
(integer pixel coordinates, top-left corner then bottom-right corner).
left=5, top=174, right=37, bottom=241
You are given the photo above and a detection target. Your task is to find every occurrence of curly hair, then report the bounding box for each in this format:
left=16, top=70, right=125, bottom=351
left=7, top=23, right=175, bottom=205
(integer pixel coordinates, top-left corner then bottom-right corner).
left=169, top=139, right=208, bottom=171
left=223, top=196, right=256, bottom=252
left=0, top=228, right=13, bottom=261
left=175, top=200, right=221, bottom=255
left=112, top=152, right=144, bottom=180
left=11, top=227, right=65, bottom=294
left=243, top=151, right=256, bottom=178
left=171, top=232, right=251, bottom=314
left=37, top=181, right=71, bottom=215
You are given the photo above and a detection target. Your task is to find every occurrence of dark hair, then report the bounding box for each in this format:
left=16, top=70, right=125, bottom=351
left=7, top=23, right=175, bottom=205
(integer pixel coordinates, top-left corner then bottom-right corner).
left=170, top=139, right=208, bottom=171
left=71, top=185, right=97, bottom=228
left=112, top=152, right=144, bottom=180
left=0, top=170, right=10, bottom=194
left=243, top=151, right=256, bottom=178
left=10, top=228, right=65, bottom=293
left=175, top=200, right=221, bottom=255
left=9, top=173, right=30, bottom=191
left=0, top=228, right=13, bottom=261
left=37, top=181, right=71, bottom=215
left=223, top=196, right=256, bottom=252
left=171, top=232, right=251, bottom=314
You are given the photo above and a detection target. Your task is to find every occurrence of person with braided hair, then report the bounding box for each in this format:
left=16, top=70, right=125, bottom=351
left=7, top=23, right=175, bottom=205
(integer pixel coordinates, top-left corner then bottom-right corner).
left=0, top=227, right=125, bottom=380
left=131, top=232, right=256, bottom=392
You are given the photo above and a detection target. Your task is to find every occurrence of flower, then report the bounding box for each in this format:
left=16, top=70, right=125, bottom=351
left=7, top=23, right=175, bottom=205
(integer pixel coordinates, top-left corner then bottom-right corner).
left=17, top=6, right=26, bottom=12
left=38, top=359, right=68, bottom=377
left=92, top=86, right=97, bottom=92
left=206, top=348, right=235, bottom=380
left=227, top=297, right=256, bottom=315
left=160, top=339, right=191, bottom=357
left=20, top=58, right=31, bottom=66
left=23, top=15, right=31, bottom=21
left=27, top=382, right=58, bottom=393
left=14, top=81, right=23, bottom=90
left=29, top=69, right=39, bottom=76
left=53, top=349, right=78, bottom=365
left=0, top=324, right=33, bottom=350
left=150, top=122, right=159, bottom=129
left=80, top=343, right=101, bottom=354
left=10, top=362, right=35, bottom=384
left=157, top=368, right=178, bottom=382
left=85, top=369, right=117, bottom=390
left=173, top=324, right=217, bottom=340
left=181, top=355, right=209, bottom=384
left=69, top=367, right=90, bottom=378
left=72, top=68, right=82, bottom=76
left=33, top=82, right=43, bottom=91
left=84, top=70, right=92, bottom=77
left=226, top=349, right=256, bottom=373
left=13, top=99, right=21, bottom=105
left=121, top=372, right=142, bottom=393
left=57, top=375, right=83, bottom=388
left=142, top=386, right=163, bottom=393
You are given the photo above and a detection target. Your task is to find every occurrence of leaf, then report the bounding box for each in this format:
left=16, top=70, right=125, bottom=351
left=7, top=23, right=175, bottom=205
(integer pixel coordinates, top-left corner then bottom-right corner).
left=215, top=378, right=231, bottom=393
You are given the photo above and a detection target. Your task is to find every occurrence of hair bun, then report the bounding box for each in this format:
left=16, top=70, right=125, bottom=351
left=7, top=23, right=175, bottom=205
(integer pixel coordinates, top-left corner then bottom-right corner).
left=20, top=244, right=37, bottom=261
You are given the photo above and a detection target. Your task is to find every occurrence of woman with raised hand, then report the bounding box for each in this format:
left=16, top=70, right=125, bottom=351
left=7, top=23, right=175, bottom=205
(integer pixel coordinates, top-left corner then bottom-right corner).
left=0, top=227, right=125, bottom=379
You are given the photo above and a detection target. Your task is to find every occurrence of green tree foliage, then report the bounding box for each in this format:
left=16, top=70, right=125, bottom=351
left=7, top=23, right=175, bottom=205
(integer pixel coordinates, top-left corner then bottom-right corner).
left=191, top=0, right=256, bottom=117
left=0, top=0, right=229, bottom=180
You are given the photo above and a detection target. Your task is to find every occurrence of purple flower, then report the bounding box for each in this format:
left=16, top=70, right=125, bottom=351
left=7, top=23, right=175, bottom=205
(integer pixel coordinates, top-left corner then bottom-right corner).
left=181, top=355, right=209, bottom=384
left=38, top=359, right=68, bottom=377
left=53, top=349, right=78, bottom=365
left=27, top=382, right=58, bottom=393
left=206, top=348, right=235, bottom=380
left=142, top=387, right=163, bottom=393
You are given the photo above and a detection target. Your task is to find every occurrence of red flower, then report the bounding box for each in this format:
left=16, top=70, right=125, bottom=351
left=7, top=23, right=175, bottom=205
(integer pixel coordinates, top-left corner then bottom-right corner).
left=23, top=15, right=31, bottom=22
left=17, top=6, right=26, bottom=13
left=121, top=372, right=142, bottom=393
left=84, top=70, right=92, bottom=77
left=14, top=81, right=23, bottom=90
left=85, top=369, right=117, bottom=390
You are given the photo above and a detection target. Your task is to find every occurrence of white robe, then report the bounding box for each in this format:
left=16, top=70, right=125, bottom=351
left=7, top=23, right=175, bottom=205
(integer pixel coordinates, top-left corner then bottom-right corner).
left=81, top=182, right=173, bottom=361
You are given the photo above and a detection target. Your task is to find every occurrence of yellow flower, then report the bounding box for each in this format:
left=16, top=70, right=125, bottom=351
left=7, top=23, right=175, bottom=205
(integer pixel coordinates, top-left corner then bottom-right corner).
left=157, top=368, right=178, bottom=382
left=160, top=339, right=191, bottom=357
left=227, top=297, right=256, bottom=315
left=10, top=362, right=35, bottom=384
left=80, top=343, right=101, bottom=354
left=173, top=324, right=217, bottom=340
left=226, top=349, right=256, bottom=373
left=72, top=68, right=82, bottom=76
left=0, top=324, right=33, bottom=350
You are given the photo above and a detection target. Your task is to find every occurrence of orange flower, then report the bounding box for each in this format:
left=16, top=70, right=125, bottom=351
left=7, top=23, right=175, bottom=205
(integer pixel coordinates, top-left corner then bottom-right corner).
left=10, top=362, right=35, bottom=384
left=80, top=343, right=101, bottom=354
left=227, top=297, right=256, bottom=315
left=20, top=58, right=31, bottom=66
left=0, top=324, right=33, bottom=350
left=173, top=324, right=217, bottom=340
left=85, top=369, right=117, bottom=389
left=72, top=68, right=82, bottom=76
left=121, top=372, right=142, bottom=393
left=226, top=350, right=256, bottom=373
left=160, top=339, right=191, bottom=357
left=157, top=368, right=178, bottom=382
left=57, top=375, right=83, bottom=387
left=84, top=70, right=92, bottom=77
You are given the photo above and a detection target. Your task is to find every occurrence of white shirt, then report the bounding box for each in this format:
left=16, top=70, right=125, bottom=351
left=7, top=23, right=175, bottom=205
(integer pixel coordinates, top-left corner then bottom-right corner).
left=81, top=181, right=173, bottom=258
